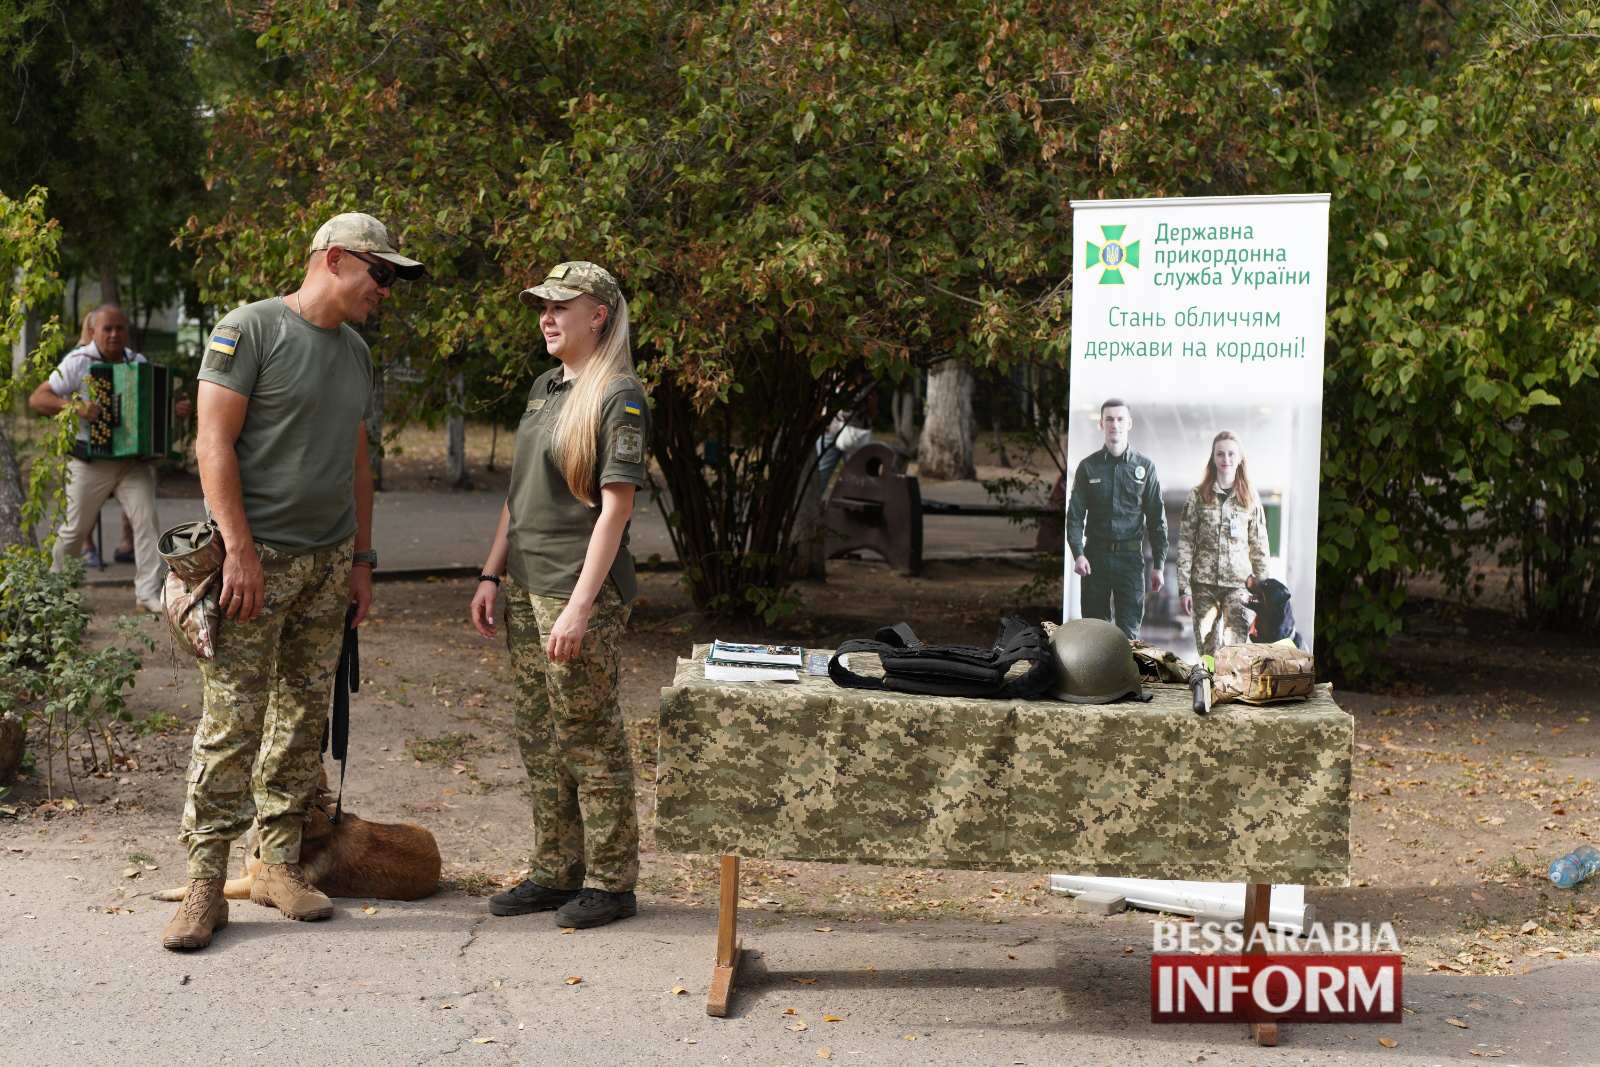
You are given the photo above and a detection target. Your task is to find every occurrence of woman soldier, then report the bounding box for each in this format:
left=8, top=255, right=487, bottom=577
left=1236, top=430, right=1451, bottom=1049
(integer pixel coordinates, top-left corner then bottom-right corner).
left=470, top=262, right=648, bottom=929
left=1175, top=429, right=1271, bottom=658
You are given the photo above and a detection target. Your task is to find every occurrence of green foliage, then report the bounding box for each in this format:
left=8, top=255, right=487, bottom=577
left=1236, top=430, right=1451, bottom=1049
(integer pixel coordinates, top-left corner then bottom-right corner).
left=0, top=0, right=206, bottom=318
left=182, top=1, right=1600, bottom=673
left=1, top=186, right=74, bottom=545
left=1304, top=2, right=1600, bottom=673
left=0, top=546, right=152, bottom=798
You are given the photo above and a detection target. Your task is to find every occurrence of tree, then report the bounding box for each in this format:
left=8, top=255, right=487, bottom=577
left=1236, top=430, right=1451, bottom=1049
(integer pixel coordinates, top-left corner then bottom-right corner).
left=184, top=1, right=1081, bottom=615
left=1, top=186, right=71, bottom=546
left=0, top=0, right=205, bottom=311
left=919, top=359, right=975, bottom=479
left=184, top=0, right=1600, bottom=671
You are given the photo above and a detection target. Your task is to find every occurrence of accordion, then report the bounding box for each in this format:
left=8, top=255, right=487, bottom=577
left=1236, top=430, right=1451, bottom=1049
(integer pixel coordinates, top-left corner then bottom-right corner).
left=86, top=361, right=180, bottom=460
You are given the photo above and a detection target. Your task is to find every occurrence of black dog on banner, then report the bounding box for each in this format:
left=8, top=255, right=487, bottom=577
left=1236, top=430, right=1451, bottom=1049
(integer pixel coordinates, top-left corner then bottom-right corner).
left=1245, top=576, right=1304, bottom=649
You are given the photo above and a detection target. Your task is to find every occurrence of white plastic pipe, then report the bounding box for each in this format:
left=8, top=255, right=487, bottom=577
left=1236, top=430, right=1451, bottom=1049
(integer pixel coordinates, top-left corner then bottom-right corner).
left=1049, top=875, right=1312, bottom=935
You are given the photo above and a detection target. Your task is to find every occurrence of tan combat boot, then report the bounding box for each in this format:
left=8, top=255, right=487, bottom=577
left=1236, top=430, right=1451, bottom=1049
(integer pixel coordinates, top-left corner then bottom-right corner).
left=162, top=877, right=228, bottom=951
left=250, top=862, right=334, bottom=921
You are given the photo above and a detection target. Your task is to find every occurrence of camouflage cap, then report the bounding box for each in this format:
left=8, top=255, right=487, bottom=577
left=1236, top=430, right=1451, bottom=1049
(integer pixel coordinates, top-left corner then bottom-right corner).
left=309, top=213, right=425, bottom=280
left=519, top=261, right=621, bottom=309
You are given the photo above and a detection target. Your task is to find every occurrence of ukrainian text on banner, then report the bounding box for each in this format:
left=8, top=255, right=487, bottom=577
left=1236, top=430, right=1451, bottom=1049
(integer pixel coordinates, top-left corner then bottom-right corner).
left=1062, top=194, right=1330, bottom=661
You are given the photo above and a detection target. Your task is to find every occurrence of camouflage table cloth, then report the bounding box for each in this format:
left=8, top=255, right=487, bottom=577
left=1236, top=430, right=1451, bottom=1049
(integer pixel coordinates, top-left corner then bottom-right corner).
left=655, top=648, right=1350, bottom=885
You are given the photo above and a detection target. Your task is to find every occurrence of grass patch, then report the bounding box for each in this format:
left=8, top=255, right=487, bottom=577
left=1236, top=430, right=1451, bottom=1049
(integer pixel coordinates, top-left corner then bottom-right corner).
left=443, top=869, right=504, bottom=897
left=406, top=731, right=483, bottom=765
left=132, top=712, right=184, bottom=736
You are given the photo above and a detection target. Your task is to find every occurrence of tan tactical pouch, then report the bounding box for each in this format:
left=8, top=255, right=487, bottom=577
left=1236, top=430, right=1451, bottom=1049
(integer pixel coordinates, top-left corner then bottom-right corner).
left=1210, top=641, right=1315, bottom=705
left=159, top=521, right=225, bottom=660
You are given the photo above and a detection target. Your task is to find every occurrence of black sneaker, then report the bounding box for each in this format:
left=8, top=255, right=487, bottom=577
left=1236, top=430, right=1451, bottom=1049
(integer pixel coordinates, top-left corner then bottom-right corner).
left=554, top=888, right=638, bottom=929
left=488, top=879, right=579, bottom=917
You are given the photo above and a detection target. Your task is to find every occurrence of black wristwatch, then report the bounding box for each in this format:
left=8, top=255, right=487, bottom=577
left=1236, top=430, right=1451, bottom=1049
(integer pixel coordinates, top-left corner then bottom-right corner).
left=352, top=549, right=378, bottom=569
left=478, top=573, right=502, bottom=586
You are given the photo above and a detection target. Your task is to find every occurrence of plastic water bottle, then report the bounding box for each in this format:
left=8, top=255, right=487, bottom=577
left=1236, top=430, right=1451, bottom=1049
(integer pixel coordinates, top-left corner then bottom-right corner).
left=1547, top=844, right=1600, bottom=888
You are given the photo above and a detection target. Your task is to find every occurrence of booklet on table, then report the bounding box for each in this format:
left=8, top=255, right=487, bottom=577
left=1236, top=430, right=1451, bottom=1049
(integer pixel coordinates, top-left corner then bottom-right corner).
left=703, top=640, right=804, bottom=682
left=705, top=640, right=804, bottom=668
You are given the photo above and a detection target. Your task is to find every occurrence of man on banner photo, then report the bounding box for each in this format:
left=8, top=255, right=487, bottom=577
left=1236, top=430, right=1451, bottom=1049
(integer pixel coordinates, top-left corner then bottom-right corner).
left=1065, top=397, right=1167, bottom=640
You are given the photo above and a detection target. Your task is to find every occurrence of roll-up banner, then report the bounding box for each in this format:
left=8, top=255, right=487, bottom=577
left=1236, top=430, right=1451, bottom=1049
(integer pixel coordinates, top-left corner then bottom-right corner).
left=1062, top=194, right=1330, bottom=659
left=1057, top=194, right=1331, bottom=923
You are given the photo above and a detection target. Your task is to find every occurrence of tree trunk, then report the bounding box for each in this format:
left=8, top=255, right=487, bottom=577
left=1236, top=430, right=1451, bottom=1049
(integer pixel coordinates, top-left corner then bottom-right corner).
left=98, top=261, right=120, bottom=307
left=918, top=359, right=975, bottom=479
left=445, top=371, right=469, bottom=488
left=791, top=451, right=829, bottom=580
left=891, top=383, right=918, bottom=452
left=11, top=306, right=39, bottom=378
left=367, top=363, right=385, bottom=493
left=0, top=429, right=33, bottom=547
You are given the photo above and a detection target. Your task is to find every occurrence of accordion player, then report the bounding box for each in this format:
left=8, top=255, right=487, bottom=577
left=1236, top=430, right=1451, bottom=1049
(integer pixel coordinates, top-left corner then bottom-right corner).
left=84, top=361, right=182, bottom=460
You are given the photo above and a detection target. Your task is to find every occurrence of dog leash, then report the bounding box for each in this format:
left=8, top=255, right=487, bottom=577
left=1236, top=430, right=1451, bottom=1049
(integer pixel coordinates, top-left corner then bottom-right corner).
left=322, top=603, right=360, bottom=824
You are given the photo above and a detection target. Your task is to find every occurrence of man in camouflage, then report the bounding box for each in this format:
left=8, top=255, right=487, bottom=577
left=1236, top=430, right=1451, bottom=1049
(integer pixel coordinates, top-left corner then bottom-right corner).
left=163, top=213, right=423, bottom=951
left=1066, top=398, right=1168, bottom=640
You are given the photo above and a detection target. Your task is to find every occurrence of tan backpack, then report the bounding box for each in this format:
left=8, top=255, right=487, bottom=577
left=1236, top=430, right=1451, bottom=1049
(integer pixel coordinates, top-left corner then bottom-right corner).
left=1209, top=641, right=1315, bottom=705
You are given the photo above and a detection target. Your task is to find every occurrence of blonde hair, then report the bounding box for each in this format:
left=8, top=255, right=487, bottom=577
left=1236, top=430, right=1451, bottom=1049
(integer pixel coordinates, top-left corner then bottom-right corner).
left=552, top=293, right=640, bottom=506
left=77, top=309, right=97, bottom=345
left=1198, top=429, right=1255, bottom=509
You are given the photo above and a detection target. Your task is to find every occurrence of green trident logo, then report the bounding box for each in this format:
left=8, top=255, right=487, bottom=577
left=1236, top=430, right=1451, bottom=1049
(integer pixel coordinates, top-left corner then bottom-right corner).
left=1084, top=225, right=1140, bottom=285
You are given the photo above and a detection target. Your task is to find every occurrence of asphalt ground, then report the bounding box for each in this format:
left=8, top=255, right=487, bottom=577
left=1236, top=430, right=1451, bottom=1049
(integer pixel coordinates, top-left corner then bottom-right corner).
left=5, top=848, right=1597, bottom=1065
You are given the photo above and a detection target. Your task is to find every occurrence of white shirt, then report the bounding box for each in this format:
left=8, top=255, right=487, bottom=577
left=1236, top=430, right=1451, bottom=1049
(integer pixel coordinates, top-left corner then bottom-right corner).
left=49, top=341, right=147, bottom=442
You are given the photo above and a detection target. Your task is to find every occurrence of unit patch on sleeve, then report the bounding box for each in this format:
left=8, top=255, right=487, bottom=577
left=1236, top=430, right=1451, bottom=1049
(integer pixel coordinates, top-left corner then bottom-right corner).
left=204, top=325, right=242, bottom=369
left=613, top=425, right=644, bottom=464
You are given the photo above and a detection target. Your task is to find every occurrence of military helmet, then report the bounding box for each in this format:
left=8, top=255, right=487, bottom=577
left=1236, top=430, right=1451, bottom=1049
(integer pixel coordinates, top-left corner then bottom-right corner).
left=1051, top=619, right=1152, bottom=703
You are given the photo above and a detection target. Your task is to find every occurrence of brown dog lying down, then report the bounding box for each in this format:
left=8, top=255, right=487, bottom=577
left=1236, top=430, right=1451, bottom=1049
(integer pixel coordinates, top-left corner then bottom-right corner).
left=155, top=779, right=440, bottom=903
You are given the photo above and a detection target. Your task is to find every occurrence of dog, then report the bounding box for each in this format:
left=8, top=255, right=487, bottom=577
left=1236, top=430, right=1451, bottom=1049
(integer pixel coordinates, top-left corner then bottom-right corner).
left=155, top=773, right=440, bottom=903
left=1245, top=576, right=1303, bottom=649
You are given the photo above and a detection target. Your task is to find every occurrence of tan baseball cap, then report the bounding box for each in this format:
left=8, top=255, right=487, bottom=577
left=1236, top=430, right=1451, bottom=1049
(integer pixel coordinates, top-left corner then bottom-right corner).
left=309, top=212, right=425, bottom=280
left=519, top=261, right=621, bottom=309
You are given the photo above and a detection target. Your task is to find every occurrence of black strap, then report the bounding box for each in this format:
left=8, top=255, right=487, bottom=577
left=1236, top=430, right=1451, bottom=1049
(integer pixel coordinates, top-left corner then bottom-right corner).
left=323, top=604, right=360, bottom=823
left=828, top=616, right=1054, bottom=699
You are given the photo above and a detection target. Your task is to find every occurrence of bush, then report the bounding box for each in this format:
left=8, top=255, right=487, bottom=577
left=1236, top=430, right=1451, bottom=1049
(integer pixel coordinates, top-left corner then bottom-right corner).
left=0, top=546, right=151, bottom=797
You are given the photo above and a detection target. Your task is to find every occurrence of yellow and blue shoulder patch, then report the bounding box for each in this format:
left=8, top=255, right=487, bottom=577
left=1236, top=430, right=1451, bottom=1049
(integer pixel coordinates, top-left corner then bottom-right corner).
left=623, top=400, right=642, bottom=417
left=207, top=325, right=242, bottom=361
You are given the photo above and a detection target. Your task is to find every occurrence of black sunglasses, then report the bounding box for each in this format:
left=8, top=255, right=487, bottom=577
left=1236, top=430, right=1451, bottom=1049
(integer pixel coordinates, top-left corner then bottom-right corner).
left=343, top=249, right=398, bottom=288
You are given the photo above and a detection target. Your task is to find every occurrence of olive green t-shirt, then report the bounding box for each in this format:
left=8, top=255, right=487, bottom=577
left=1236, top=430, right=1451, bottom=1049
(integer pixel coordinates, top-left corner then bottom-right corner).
left=505, top=367, right=649, bottom=603
left=196, top=297, right=373, bottom=552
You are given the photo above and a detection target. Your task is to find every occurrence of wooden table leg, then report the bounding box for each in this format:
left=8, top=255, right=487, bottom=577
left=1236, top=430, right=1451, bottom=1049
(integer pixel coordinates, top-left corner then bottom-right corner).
left=1243, top=882, right=1279, bottom=1046
left=706, top=854, right=742, bottom=1017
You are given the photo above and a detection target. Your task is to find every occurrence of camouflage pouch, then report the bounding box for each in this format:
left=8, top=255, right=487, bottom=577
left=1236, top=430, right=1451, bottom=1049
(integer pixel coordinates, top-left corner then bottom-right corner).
left=158, top=520, right=225, bottom=660
left=1130, top=640, right=1193, bottom=683
left=1210, top=641, right=1315, bottom=705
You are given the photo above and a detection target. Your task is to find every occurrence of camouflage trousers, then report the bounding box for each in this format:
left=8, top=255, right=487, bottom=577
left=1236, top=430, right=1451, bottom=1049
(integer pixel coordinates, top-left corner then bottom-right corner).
left=179, top=538, right=352, bottom=879
left=1191, top=582, right=1251, bottom=658
left=505, top=577, right=638, bottom=893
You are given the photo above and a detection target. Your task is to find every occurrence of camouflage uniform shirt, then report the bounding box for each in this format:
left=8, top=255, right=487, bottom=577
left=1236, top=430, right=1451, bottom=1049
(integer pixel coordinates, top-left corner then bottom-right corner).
left=1175, top=484, right=1270, bottom=595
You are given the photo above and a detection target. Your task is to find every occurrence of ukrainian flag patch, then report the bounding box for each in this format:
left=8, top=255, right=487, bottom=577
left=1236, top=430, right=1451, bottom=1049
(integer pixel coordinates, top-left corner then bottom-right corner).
left=207, top=325, right=242, bottom=362
left=623, top=401, right=642, bottom=417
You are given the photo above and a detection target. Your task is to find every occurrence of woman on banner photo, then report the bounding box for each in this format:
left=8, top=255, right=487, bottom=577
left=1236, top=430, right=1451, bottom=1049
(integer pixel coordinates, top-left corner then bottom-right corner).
left=1175, top=430, right=1271, bottom=657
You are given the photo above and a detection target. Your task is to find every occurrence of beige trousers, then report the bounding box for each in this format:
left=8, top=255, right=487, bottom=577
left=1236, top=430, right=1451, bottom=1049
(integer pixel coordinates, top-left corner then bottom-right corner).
left=50, top=457, right=163, bottom=602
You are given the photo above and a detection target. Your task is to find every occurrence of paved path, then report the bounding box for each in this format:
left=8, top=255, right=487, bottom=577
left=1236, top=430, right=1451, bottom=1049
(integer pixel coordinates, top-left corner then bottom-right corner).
left=4, top=849, right=1595, bottom=1065
left=83, top=479, right=1043, bottom=587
